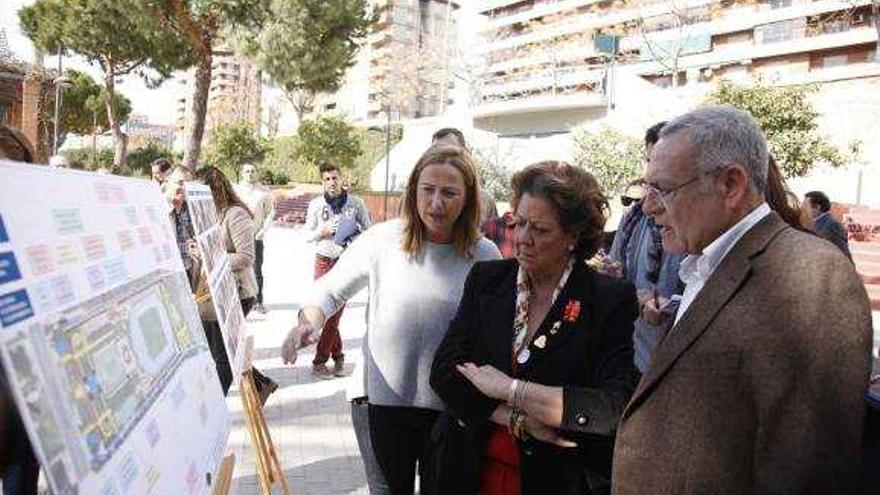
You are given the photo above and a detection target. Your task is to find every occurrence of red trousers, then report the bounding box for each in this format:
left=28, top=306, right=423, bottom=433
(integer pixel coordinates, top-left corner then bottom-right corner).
left=314, top=255, right=345, bottom=365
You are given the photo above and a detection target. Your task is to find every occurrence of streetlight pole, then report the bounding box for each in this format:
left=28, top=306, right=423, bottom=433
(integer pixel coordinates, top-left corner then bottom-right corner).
left=383, top=105, right=391, bottom=221
left=92, top=107, right=98, bottom=163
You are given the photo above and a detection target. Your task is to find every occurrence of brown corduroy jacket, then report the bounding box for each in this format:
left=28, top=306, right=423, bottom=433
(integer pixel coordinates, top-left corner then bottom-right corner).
left=612, top=213, right=873, bottom=494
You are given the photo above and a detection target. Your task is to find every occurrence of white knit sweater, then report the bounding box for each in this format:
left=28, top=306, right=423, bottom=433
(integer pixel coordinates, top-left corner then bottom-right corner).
left=308, top=219, right=500, bottom=410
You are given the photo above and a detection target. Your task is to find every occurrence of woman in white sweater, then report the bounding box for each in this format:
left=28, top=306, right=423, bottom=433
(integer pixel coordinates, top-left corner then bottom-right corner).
left=196, top=166, right=278, bottom=404
left=282, top=146, right=500, bottom=494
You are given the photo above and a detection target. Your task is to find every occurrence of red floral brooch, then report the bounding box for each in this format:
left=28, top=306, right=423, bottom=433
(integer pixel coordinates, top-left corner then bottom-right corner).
left=563, top=300, right=581, bottom=323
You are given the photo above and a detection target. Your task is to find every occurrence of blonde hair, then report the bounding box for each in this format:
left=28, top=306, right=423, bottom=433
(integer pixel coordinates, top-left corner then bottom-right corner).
left=401, top=145, right=482, bottom=257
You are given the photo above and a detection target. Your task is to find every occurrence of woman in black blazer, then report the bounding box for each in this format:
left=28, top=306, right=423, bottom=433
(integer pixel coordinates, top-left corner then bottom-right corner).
left=430, top=161, right=639, bottom=495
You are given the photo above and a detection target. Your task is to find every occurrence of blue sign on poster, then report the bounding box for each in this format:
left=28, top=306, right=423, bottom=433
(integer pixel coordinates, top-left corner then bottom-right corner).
left=0, top=252, right=22, bottom=285
left=0, top=289, right=34, bottom=327
left=0, top=214, right=8, bottom=243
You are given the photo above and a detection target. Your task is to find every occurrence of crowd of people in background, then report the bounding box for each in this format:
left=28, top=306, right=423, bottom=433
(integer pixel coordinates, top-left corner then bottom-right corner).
left=1, top=102, right=878, bottom=495
left=282, top=108, right=877, bottom=495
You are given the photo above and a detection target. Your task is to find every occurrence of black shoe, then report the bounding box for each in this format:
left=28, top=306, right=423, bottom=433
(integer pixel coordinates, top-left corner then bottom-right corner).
left=332, top=357, right=350, bottom=377
left=312, top=363, right=335, bottom=380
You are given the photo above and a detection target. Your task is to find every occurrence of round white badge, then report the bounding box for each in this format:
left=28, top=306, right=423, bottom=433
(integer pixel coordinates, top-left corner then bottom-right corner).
left=517, top=348, right=531, bottom=364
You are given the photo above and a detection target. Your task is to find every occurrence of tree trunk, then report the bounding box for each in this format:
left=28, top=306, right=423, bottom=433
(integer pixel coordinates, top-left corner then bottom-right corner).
left=183, top=47, right=213, bottom=168
left=286, top=89, right=314, bottom=124
left=104, top=69, right=127, bottom=170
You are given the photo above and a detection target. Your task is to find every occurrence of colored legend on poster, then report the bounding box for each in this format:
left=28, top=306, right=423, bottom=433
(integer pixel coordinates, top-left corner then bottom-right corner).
left=124, top=206, right=139, bottom=225
left=55, top=243, right=81, bottom=266
left=118, top=230, right=135, bottom=251
left=52, top=208, right=85, bottom=235
left=82, top=235, right=107, bottom=261
left=25, top=245, right=54, bottom=276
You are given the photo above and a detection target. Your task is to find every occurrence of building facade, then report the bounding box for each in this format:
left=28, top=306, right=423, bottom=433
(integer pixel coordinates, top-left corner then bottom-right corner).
left=175, top=45, right=263, bottom=148
left=310, top=0, right=461, bottom=124
left=474, top=0, right=880, bottom=169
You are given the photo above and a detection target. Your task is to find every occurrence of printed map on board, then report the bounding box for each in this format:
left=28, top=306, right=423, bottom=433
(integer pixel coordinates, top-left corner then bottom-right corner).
left=184, top=184, right=247, bottom=381
left=0, top=162, right=229, bottom=495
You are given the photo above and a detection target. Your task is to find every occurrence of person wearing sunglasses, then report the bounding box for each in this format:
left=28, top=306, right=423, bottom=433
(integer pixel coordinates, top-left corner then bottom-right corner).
left=151, top=157, right=172, bottom=185
left=607, top=122, right=685, bottom=375
left=619, top=180, right=644, bottom=209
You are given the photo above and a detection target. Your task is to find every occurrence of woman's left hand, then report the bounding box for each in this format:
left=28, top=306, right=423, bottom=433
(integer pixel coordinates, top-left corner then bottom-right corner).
left=456, top=363, right=512, bottom=400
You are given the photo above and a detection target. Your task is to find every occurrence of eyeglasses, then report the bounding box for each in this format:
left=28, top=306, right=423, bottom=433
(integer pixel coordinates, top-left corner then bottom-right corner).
left=644, top=167, right=724, bottom=209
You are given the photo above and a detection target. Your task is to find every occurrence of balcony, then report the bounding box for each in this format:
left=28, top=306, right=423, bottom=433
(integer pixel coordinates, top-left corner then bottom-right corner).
left=484, top=38, right=602, bottom=75
left=483, top=0, right=604, bottom=31
left=478, top=0, right=533, bottom=15
left=473, top=91, right=607, bottom=135
left=631, top=0, right=875, bottom=45
left=481, top=64, right=606, bottom=99
left=631, top=24, right=879, bottom=75
left=784, top=59, right=880, bottom=84
left=480, top=0, right=873, bottom=57
left=478, top=0, right=716, bottom=53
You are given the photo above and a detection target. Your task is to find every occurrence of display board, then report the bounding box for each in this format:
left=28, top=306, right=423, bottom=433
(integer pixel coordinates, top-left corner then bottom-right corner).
left=184, top=184, right=247, bottom=381
left=0, top=162, right=230, bottom=495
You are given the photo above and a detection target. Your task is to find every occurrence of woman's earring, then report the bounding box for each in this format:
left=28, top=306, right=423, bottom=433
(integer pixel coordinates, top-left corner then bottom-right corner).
left=568, top=244, right=575, bottom=252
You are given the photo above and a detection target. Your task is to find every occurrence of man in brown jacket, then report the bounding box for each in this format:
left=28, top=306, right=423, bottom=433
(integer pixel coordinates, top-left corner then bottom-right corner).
left=612, top=106, right=873, bottom=494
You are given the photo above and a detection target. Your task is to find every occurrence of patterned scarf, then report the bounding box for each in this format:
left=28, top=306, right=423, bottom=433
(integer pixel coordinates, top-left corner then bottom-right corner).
left=616, top=203, right=645, bottom=280
left=325, top=189, right=348, bottom=214
left=619, top=202, right=666, bottom=286
left=646, top=217, right=664, bottom=285
left=512, top=257, right=575, bottom=361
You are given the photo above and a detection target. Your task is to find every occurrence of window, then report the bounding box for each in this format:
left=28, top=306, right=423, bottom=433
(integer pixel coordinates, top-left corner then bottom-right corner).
left=755, top=18, right=806, bottom=44
left=769, top=0, right=791, bottom=9
left=723, top=65, right=749, bottom=82
left=821, top=54, right=848, bottom=68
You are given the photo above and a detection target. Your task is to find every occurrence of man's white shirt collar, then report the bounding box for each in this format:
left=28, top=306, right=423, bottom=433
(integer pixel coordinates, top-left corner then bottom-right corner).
left=675, top=202, right=771, bottom=325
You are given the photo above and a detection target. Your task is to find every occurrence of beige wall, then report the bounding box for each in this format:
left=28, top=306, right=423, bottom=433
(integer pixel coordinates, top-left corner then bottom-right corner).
left=810, top=75, right=880, bottom=170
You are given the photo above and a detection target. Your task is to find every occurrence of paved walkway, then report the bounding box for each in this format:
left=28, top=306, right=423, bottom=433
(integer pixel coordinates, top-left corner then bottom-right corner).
left=229, top=226, right=370, bottom=495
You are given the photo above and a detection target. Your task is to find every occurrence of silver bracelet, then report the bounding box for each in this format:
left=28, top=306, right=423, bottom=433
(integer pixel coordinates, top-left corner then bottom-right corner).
left=514, top=380, right=528, bottom=411
left=507, top=379, right=519, bottom=405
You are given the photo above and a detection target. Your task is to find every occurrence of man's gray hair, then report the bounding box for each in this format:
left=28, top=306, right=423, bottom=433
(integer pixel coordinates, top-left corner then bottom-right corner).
left=659, top=106, right=769, bottom=194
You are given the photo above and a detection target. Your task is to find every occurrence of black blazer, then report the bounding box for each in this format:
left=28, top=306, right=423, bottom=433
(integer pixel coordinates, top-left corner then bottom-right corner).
left=430, top=259, right=639, bottom=495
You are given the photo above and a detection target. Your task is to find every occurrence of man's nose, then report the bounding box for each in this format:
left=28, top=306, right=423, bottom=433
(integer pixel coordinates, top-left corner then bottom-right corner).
left=642, top=194, right=663, bottom=218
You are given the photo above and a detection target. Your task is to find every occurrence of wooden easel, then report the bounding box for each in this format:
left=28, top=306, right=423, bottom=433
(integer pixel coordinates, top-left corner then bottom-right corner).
left=239, top=336, right=291, bottom=495
left=212, top=454, right=236, bottom=495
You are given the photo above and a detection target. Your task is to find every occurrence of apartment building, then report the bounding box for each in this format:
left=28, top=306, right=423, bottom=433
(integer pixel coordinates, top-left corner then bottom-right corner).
left=126, top=114, right=176, bottom=149
left=175, top=45, right=263, bottom=147
left=475, top=0, right=880, bottom=166
left=311, top=0, right=461, bottom=123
